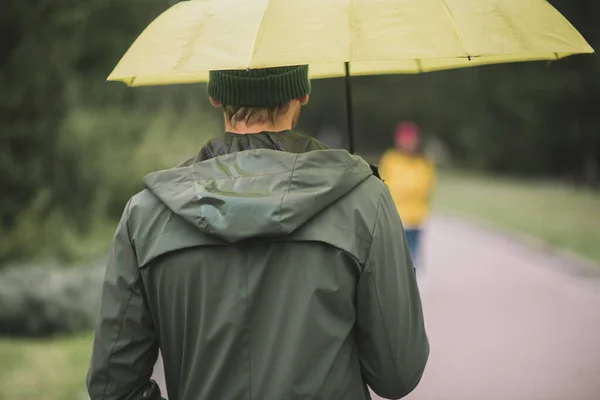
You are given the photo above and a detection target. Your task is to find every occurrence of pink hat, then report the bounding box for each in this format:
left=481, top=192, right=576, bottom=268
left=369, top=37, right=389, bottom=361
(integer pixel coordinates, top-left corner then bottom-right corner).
left=395, top=122, right=420, bottom=141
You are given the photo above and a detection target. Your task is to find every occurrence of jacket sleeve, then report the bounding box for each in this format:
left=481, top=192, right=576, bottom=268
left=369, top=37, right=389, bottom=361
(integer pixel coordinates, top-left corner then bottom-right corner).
left=87, top=199, right=162, bottom=400
left=356, top=189, right=429, bottom=399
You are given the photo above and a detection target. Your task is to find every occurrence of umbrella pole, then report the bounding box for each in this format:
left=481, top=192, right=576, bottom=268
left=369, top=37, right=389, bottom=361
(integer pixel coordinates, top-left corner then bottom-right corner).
left=344, top=62, right=356, bottom=154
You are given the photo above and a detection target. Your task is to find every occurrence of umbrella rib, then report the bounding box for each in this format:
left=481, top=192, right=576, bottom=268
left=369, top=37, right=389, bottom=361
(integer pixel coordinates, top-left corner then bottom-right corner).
left=415, top=59, right=424, bottom=73
left=248, top=0, right=274, bottom=68
left=173, top=4, right=211, bottom=73
left=439, top=0, right=471, bottom=59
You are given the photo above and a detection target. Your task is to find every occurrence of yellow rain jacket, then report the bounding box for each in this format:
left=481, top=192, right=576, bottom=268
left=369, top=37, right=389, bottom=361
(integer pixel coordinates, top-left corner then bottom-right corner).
left=379, top=150, right=436, bottom=228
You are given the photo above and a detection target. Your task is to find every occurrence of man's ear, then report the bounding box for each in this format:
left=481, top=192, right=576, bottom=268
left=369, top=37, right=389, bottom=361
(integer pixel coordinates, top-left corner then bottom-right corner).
left=298, top=95, right=309, bottom=105
left=209, top=97, right=222, bottom=107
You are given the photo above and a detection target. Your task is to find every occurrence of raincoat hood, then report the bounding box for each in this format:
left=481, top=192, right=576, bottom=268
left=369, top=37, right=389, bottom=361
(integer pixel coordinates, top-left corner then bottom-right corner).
left=143, top=137, right=373, bottom=243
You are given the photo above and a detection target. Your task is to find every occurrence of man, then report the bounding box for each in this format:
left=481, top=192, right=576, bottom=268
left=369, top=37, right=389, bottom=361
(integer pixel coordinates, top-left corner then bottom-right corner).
left=87, top=66, right=428, bottom=400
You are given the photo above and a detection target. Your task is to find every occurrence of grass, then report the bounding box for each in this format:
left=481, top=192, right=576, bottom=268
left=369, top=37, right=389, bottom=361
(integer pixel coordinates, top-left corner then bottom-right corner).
left=0, top=334, right=93, bottom=400
left=433, top=170, right=600, bottom=263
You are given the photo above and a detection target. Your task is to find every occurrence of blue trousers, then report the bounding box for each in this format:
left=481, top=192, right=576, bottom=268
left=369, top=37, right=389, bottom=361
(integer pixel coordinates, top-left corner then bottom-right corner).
left=404, top=228, right=422, bottom=266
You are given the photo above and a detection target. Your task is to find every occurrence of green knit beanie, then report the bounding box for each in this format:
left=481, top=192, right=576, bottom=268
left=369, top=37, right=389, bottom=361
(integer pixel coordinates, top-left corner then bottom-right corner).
left=207, top=65, right=310, bottom=107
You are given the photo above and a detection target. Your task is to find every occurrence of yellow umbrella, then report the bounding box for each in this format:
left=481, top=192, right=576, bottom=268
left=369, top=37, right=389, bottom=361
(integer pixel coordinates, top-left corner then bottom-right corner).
left=108, top=0, right=593, bottom=151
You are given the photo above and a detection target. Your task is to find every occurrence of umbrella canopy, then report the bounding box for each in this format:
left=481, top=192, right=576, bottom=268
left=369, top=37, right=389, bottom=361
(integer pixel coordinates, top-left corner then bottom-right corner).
left=108, top=0, right=593, bottom=86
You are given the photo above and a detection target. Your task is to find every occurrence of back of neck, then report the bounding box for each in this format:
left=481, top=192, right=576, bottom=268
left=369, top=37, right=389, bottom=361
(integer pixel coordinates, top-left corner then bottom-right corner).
left=224, top=120, right=292, bottom=134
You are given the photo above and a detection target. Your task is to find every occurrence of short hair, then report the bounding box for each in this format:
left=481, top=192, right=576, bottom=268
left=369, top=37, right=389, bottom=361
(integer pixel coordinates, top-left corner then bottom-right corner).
left=222, top=102, right=291, bottom=127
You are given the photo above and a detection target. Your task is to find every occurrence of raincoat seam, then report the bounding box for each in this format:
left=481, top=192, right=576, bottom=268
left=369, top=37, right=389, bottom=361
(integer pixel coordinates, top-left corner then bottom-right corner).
left=329, top=223, right=371, bottom=243
left=301, top=136, right=311, bottom=152
left=367, top=265, right=401, bottom=387
left=244, top=247, right=252, bottom=400
left=270, top=237, right=362, bottom=264
left=192, top=165, right=351, bottom=182
left=364, top=192, right=402, bottom=380
left=100, top=275, right=143, bottom=398
left=188, top=166, right=200, bottom=196
left=100, top=201, right=145, bottom=399
left=366, top=192, right=384, bottom=256
left=278, top=154, right=300, bottom=230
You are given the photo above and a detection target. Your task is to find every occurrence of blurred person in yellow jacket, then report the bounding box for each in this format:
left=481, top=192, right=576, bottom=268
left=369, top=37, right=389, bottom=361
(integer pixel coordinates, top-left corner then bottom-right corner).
left=379, top=122, right=436, bottom=267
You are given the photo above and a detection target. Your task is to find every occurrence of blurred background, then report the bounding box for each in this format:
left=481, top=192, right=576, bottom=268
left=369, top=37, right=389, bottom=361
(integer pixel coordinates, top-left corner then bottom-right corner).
left=1, top=1, right=599, bottom=399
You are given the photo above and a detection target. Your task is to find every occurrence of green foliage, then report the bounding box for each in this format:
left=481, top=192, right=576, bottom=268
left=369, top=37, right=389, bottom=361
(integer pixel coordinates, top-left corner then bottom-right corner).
left=0, top=264, right=103, bottom=336
left=0, top=0, right=218, bottom=265
left=59, top=103, right=218, bottom=222
left=0, top=101, right=217, bottom=265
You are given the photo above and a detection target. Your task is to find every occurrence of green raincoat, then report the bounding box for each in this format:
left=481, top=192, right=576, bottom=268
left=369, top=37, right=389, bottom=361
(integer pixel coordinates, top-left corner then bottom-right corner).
left=87, top=131, right=428, bottom=400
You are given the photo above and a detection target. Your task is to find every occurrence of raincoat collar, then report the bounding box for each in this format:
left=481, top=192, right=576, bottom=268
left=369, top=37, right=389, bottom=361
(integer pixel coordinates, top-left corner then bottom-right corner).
left=178, top=130, right=329, bottom=167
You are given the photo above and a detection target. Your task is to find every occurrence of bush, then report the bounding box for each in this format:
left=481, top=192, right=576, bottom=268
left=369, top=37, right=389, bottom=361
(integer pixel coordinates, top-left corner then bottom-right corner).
left=0, top=102, right=218, bottom=267
left=60, top=105, right=218, bottom=222
left=0, top=263, right=104, bottom=337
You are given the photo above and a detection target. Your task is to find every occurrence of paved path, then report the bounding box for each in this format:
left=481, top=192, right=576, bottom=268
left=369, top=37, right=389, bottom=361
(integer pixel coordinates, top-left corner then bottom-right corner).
left=153, top=215, right=600, bottom=400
